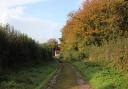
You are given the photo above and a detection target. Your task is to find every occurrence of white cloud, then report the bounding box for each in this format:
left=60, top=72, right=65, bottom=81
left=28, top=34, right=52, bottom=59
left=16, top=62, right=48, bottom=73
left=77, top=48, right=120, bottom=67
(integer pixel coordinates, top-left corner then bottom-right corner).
left=0, top=0, right=44, bottom=23
left=8, top=16, right=62, bottom=43
left=79, top=0, right=84, bottom=4
left=0, top=6, right=25, bottom=23
left=0, top=0, right=44, bottom=8
left=0, top=0, right=62, bottom=42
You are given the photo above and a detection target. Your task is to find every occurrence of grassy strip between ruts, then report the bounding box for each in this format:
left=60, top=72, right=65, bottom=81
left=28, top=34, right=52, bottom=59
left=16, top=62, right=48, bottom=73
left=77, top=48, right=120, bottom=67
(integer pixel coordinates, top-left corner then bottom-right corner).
left=0, top=61, right=58, bottom=89
left=73, top=60, right=128, bottom=89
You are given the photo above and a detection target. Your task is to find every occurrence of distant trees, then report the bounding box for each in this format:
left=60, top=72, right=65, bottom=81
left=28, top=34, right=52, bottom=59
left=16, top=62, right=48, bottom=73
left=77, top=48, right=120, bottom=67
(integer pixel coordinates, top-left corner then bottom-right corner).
left=47, top=38, right=58, bottom=56
left=0, top=24, right=54, bottom=70
left=47, top=38, right=58, bottom=49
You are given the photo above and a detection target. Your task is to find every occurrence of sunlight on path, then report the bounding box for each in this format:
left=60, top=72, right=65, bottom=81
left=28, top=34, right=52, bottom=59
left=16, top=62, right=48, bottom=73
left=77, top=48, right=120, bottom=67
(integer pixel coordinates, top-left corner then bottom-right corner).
left=45, top=63, right=91, bottom=89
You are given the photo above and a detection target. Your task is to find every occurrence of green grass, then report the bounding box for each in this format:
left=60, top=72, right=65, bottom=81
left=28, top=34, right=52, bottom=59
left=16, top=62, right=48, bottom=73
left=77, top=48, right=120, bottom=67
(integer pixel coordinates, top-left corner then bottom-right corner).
left=0, top=61, right=58, bottom=89
left=73, top=60, right=128, bottom=89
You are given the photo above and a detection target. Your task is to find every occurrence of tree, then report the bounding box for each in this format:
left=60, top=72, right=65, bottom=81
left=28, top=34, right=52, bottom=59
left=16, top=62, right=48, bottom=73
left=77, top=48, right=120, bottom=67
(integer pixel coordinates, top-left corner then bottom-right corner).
left=47, top=38, right=58, bottom=56
left=47, top=38, right=58, bottom=49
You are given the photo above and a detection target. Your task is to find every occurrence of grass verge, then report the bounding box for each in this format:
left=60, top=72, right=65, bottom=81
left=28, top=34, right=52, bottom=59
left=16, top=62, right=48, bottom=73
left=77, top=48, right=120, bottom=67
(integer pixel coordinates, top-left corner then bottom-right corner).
left=73, top=60, right=128, bottom=89
left=0, top=61, right=58, bottom=89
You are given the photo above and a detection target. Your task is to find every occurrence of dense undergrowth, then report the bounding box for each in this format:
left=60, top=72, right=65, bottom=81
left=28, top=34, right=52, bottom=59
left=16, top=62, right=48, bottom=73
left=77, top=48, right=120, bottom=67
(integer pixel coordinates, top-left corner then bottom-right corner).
left=0, top=61, right=58, bottom=89
left=72, top=38, right=128, bottom=89
left=87, top=38, right=128, bottom=72
left=74, top=60, right=128, bottom=89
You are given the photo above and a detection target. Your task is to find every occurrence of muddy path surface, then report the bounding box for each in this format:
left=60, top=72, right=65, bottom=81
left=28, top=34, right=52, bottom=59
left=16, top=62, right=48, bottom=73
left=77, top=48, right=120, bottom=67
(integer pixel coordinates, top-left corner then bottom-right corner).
left=45, top=63, right=91, bottom=89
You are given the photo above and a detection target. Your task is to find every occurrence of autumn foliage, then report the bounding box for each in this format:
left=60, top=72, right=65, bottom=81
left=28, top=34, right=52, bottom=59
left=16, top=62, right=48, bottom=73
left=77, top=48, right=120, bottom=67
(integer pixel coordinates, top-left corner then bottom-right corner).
left=61, top=0, right=128, bottom=67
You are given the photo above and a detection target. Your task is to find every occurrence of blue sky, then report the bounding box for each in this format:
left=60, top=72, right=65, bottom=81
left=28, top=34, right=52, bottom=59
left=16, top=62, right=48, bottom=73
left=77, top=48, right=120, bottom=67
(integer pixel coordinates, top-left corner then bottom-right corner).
left=0, top=0, right=83, bottom=43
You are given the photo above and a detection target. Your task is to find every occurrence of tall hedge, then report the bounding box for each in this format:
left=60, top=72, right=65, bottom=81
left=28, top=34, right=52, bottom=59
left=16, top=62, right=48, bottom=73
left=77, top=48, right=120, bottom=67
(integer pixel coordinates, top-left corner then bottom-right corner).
left=0, top=25, right=53, bottom=70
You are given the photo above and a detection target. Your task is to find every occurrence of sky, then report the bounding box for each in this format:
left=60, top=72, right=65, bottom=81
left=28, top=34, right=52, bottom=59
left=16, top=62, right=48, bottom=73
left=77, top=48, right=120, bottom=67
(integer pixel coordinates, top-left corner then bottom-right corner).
left=0, top=0, right=83, bottom=43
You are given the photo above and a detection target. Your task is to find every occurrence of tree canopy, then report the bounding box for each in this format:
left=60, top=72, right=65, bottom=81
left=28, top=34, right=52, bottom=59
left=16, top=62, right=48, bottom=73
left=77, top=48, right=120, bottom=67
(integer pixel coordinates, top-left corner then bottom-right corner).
left=61, top=0, right=128, bottom=61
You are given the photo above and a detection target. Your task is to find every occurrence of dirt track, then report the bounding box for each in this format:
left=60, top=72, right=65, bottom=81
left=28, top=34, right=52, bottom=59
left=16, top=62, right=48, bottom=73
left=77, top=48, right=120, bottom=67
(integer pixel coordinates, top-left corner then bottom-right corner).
left=45, top=63, right=91, bottom=89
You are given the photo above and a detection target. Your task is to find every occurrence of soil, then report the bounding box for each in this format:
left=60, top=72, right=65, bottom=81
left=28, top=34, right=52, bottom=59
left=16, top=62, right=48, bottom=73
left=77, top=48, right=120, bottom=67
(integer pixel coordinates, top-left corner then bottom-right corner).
left=45, top=63, right=91, bottom=89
